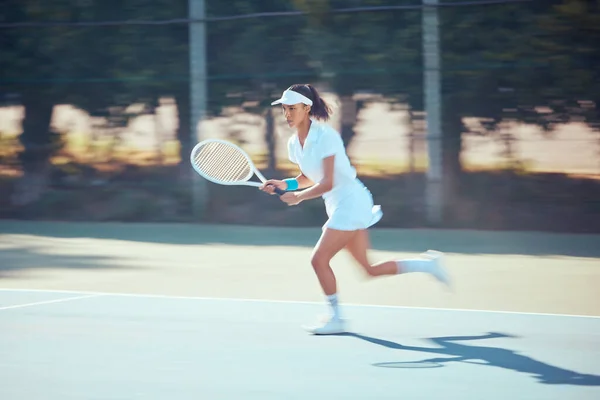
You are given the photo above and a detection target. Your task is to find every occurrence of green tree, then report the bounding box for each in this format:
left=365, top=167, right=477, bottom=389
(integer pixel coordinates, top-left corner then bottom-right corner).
left=524, top=0, right=600, bottom=131
left=293, top=0, right=422, bottom=147
left=2, top=0, right=189, bottom=204
left=2, top=0, right=116, bottom=204
left=205, top=0, right=318, bottom=170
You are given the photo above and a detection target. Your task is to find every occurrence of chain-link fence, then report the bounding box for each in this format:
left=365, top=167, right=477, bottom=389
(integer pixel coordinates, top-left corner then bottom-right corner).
left=1, top=0, right=598, bottom=232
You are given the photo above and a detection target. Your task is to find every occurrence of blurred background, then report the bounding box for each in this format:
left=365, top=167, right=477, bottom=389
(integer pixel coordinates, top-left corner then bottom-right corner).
left=1, top=0, right=598, bottom=233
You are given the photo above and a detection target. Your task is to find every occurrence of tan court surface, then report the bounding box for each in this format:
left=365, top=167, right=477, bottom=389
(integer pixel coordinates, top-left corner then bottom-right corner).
left=1, top=221, right=599, bottom=316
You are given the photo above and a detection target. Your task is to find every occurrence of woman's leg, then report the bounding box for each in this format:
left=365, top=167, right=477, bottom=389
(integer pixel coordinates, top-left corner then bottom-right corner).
left=344, top=229, right=398, bottom=277
left=311, top=227, right=357, bottom=301
left=345, top=230, right=451, bottom=284
left=305, top=227, right=357, bottom=334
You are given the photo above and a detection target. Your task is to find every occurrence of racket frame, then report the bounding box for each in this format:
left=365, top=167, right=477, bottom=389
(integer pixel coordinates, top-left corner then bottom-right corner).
left=190, top=139, right=285, bottom=195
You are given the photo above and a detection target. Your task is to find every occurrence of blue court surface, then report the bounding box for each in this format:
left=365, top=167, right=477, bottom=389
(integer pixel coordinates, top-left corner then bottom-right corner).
left=1, top=288, right=599, bottom=400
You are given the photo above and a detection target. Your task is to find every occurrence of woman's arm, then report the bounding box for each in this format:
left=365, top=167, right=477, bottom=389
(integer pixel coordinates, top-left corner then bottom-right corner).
left=259, top=171, right=313, bottom=194
left=295, top=173, right=314, bottom=189
left=295, top=155, right=334, bottom=202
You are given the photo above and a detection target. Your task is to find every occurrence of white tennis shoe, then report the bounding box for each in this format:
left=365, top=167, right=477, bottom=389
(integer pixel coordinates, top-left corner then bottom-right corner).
left=422, top=250, right=452, bottom=288
left=303, top=316, right=347, bottom=335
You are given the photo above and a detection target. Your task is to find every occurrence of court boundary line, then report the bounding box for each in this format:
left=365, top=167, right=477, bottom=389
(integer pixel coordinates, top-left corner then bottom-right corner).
left=1, top=288, right=598, bottom=319
left=0, top=293, right=101, bottom=311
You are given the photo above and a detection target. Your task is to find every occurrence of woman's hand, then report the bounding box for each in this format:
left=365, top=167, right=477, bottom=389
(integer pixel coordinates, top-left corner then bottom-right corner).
left=260, top=178, right=303, bottom=205
left=259, top=179, right=287, bottom=195
left=280, top=192, right=302, bottom=206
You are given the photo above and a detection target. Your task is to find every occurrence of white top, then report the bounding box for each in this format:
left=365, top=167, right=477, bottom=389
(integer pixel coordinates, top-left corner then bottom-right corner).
left=287, top=119, right=361, bottom=204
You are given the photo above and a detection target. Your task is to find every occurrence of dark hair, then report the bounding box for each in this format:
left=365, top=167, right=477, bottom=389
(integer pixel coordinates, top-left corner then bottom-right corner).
left=288, top=84, right=332, bottom=121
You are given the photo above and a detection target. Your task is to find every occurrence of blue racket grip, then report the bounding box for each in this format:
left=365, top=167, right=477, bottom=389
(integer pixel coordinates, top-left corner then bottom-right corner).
left=266, top=184, right=286, bottom=196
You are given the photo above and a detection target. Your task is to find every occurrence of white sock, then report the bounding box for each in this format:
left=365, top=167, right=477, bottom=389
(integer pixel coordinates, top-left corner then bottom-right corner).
left=326, top=293, right=340, bottom=320
left=396, top=258, right=433, bottom=274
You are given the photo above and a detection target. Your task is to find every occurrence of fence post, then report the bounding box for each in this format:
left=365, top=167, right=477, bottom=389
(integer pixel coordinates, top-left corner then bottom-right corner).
left=189, top=0, right=208, bottom=220
left=422, top=0, right=443, bottom=225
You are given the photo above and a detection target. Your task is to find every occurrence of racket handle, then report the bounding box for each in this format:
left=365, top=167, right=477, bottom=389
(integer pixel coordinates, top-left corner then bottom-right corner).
left=264, top=184, right=286, bottom=196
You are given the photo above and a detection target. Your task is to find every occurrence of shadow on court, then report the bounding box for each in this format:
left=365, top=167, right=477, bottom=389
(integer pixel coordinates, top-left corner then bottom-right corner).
left=0, top=243, right=135, bottom=277
left=1, top=220, right=599, bottom=258
left=338, top=332, right=600, bottom=386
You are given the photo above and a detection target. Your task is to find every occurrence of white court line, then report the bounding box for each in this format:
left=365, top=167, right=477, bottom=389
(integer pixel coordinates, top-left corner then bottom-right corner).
left=0, top=294, right=101, bottom=311
left=0, top=288, right=599, bottom=319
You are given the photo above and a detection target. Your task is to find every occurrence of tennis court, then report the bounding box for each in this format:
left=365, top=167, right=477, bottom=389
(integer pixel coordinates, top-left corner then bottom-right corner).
left=1, top=221, right=600, bottom=399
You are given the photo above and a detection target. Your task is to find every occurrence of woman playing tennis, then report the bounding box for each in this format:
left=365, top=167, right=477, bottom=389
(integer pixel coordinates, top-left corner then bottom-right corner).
left=261, top=84, right=450, bottom=335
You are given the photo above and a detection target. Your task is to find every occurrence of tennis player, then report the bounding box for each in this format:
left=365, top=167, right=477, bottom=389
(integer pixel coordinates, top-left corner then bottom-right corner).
left=261, top=84, right=450, bottom=335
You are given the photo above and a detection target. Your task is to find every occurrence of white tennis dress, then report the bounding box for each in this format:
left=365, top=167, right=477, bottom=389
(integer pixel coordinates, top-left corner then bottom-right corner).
left=287, top=119, right=383, bottom=231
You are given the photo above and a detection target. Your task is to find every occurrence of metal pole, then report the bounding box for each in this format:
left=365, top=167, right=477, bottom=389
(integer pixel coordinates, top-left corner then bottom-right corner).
left=422, top=0, right=443, bottom=225
left=189, top=0, right=208, bottom=219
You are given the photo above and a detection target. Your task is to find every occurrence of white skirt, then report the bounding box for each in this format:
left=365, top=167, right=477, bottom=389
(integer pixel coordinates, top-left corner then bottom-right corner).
left=322, top=184, right=383, bottom=231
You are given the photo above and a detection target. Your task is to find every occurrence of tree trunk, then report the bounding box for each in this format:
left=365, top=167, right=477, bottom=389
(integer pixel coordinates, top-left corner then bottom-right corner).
left=12, top=94, right=56, bottom=207
left=339, top=94, right=357, bottom=149
left=264, top=107, right=276, bottom=172
left=441, top=111, right=464, bottom=218
left=175, top=85, right=191, bottom=180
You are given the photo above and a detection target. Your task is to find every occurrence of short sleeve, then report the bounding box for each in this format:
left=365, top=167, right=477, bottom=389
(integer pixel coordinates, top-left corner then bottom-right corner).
left=318, top=127, right=345, bottom=160
left=287, top=136, right=298, bottom=164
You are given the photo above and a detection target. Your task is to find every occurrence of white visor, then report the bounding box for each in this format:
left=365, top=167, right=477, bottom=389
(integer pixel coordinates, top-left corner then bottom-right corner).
left=271, top=89, right=313, bottom=106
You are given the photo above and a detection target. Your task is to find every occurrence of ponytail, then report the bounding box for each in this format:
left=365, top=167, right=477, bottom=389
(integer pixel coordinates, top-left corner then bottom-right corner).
left=288, top=83, right=332, bottom=122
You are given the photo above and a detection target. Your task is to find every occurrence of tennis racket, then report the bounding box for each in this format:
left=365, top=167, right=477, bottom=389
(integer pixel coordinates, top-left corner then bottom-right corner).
left=190, top=138, right=285, bottom=196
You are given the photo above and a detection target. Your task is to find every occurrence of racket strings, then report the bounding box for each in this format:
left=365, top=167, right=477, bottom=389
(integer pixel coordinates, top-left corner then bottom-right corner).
left=193, top=142, right=252, bottom=183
